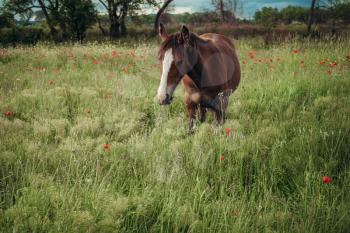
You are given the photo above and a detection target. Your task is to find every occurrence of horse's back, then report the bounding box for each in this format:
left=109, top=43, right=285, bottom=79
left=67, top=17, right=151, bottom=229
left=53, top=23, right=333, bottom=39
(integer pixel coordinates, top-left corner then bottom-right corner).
left=199, top=33, right=236, bottom=50
left=199, top=33, right=240, bottom=92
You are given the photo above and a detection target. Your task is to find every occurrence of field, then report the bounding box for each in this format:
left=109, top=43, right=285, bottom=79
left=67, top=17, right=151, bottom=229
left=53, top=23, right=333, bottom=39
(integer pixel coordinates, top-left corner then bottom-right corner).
left=1, top=38, right=350, bottom=233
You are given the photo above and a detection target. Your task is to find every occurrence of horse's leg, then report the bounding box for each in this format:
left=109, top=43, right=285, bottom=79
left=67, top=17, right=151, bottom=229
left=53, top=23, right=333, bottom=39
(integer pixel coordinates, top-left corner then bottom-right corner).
left=198, top=105, right=207, bottom=123
left=214, top=93, right=229, bottom=124
left=185, top=98, right=197, bottom=134
left=214, top=110, right=225, bottom=124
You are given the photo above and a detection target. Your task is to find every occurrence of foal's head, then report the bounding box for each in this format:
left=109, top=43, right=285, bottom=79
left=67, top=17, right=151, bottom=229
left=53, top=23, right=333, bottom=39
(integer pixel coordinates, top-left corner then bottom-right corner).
left=156, top=24, right=198, bottom=105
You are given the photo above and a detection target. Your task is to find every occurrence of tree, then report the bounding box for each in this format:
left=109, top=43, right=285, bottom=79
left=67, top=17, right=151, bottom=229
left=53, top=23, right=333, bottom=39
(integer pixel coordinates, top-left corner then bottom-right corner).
left=97, top=0, right=158, bottom=39
left=254, top=7, right=280, bottom=27
left=0, top=12, right=15, bottom=29
left=60, top=0, right=96, bottom=42
left=280, top=5, right=307, bottom=24
left=3, top=0, right=98, bottom=42
left=321, top=0, right=350, bottom=34
left=2, top=0, right=68, bottom=40
left=3, top=0, right=55, bottom=38
left=211, top=0, right=240, bottom=23
left=307, top=0, right=317, bottom=36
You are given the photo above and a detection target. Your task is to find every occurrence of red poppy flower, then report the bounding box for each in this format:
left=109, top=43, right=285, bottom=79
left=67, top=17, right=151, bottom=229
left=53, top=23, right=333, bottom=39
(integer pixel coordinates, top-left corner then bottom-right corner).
left=112, top=51, right=119, bottom=57
left=293, top=49, right=298, bottom=54
left=102, top=143, right=109, bottom=150
left=319, top=60, right=325, bottom=65
left=104, top=94, right=112, bottom=100
left=220, top=155, right=225, bottom=161
left=4, top=111, right=13, bottom=117
left=329, top=61, right=337, bottom=68
left=301, top=59, right=304, bottom=64
left=249, top=51, right=254, bottom=59
left=52, top=68, right=60, bottom=74
left=300, top=63, right=305, bottom=68
left=92, top=59, right=98, bottom=65
left=225, top=127, right=231, bottom=136
left=242, top=60, right=247, bottom=65
left=322, top=176, right=331, bottom=184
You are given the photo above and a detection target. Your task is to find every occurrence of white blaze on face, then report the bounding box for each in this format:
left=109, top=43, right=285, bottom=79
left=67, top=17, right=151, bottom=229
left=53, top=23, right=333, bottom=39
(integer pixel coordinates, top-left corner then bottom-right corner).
left=157, top=49, right=174, bottom=102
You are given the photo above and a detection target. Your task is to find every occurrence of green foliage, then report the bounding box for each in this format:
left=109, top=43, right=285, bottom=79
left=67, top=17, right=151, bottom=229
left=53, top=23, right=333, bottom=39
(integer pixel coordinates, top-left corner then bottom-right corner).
left=332, top=2, right=350, bottom=23
left=280, top=5, right=308, bottom=24
left=0, top=25, right=44, bottom=45
left=0, top=12, right=15, bottom=29
left=254, top=7, right=280, bottom=27
left=60, top=0, right=96, bottom=42
left=254, top=2, right=350, bottom=26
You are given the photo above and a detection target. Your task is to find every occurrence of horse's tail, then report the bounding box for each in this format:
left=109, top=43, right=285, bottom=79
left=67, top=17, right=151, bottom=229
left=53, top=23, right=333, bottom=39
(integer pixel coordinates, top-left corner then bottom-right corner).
left=154, top=0, right=173, bottom=34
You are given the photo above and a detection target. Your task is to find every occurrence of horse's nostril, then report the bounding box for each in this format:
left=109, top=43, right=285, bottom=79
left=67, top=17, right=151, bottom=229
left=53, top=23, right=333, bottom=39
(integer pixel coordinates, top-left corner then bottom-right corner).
left=165, top=93, right=170, bottom=100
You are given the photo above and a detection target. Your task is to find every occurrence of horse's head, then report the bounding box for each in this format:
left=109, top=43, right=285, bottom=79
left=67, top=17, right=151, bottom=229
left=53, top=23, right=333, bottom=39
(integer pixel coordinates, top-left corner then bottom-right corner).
left=156, top=24, right=198, bottom=105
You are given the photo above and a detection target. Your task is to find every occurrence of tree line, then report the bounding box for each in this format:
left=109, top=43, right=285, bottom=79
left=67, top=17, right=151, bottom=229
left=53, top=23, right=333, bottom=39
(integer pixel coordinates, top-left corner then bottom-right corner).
left=255, top=0, right=350, bottom=35
left=0, top=0, right=349, bottom=44
left=0, top=0, right=158, bottom=42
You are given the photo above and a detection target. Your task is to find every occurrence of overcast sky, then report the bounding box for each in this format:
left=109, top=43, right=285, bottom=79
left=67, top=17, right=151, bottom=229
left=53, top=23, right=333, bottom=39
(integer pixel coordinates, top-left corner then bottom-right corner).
left=163, top=0, right=310, bottom=18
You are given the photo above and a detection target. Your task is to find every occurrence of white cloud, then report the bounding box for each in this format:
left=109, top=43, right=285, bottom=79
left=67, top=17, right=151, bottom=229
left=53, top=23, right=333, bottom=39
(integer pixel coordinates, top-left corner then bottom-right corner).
left=172, top=6, right=194, bottom=14
left=140, top=6, right=194, bottom=15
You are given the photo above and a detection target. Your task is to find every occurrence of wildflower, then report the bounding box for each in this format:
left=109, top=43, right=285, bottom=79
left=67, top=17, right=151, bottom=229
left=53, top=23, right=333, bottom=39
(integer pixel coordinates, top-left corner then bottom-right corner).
left=319, top=60, right=325, bottom=65
left=123, top=67, right=129, bottom=73
left=52, top=68, right=60, bottom=74
left=112, top=51, right=119, bottom=57
left=225, top=127, right=231, bottom=136
left=293, top=49, right=299, bottom=54
left=4, top=111, right=13, bottom=117
left=92, top=59, right=98, bottom=65
left=300, top=63, right=305, bottom=68
left=105, top=94, right=112, bottom=100
left=322, top=176, right=331, bottom=184
left=301, top=59, right=304, bottom=64
left=242, top=60, right=247, bottom=65
left=249, top=51, right=254, bottom=59
left=102, top=143, right=109, bottom=150
left=220, top=155, right=225, bottom=161
left=326, top=69, right=332, bottom=75
left=329, top=61, right=337, bottom=68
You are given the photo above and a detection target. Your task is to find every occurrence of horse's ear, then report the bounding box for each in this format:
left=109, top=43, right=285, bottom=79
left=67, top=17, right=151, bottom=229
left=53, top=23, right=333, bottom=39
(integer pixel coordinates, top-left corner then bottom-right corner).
left=159, top=23, right=168, bottom=41
left=181, top=25, right=190, bottom=44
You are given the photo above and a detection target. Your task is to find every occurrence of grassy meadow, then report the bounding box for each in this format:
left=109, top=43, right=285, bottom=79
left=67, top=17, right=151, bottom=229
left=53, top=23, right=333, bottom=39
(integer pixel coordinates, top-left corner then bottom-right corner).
left=1, top=37, right=350, bottom=233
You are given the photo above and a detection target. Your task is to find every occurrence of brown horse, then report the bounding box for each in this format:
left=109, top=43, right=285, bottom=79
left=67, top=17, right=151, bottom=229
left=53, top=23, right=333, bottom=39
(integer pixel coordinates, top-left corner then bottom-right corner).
left=155, top=1, right=241, bottom=133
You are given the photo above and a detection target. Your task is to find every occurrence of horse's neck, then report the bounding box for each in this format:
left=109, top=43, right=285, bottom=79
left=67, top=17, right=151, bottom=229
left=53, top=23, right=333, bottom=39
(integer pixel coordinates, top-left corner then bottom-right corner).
left=187, top=41, right=211, bottom=89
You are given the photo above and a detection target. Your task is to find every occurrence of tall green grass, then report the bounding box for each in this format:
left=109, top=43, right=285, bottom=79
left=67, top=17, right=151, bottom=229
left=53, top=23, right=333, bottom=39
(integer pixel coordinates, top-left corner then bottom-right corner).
left=0, top=38, right=350, bottom=233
